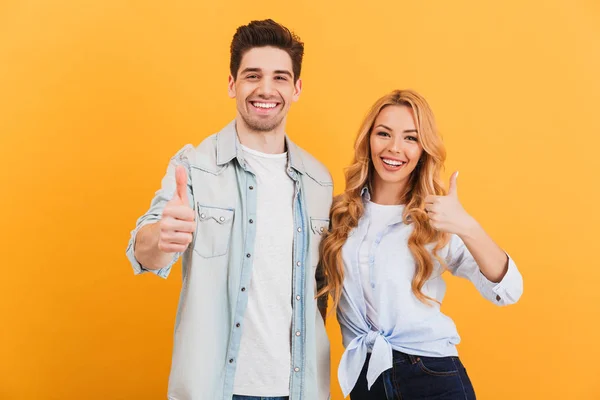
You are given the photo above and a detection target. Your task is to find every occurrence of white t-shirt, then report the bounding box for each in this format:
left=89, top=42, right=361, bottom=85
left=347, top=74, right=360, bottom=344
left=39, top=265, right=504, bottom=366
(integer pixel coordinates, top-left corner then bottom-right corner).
left=233, top=145, right=295, bottom=396
left=359, top=201, right=405, bottom=330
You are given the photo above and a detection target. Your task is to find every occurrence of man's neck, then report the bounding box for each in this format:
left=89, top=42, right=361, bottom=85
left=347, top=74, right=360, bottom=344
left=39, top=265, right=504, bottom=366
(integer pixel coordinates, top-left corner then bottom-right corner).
left=235, top=117, right=286, bottom=154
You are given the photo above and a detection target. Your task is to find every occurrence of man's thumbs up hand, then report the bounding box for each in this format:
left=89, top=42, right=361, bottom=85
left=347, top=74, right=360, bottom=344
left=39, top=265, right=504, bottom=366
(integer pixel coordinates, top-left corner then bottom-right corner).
left=158, top=166, right=196, bottom=253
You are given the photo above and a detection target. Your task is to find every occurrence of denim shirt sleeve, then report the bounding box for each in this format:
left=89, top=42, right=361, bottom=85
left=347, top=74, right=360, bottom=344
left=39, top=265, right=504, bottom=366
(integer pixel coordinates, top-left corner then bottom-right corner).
left=125, top=145, right=196, bottom=279
left=315, top=260, right=328, bottom=320
left=445, top=234, right=524, bottom=306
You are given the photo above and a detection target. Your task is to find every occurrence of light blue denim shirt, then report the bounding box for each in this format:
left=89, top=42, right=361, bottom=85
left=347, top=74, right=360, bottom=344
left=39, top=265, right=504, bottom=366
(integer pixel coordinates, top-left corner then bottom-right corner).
left=336, top=188, right=523, bottom=396
left=125, top=121, right=333, bottom=400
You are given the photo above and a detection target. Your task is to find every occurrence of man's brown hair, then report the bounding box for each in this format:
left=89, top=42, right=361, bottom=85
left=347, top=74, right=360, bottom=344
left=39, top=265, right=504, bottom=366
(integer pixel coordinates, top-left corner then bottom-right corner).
left=230, top=19, right=304, bottom=82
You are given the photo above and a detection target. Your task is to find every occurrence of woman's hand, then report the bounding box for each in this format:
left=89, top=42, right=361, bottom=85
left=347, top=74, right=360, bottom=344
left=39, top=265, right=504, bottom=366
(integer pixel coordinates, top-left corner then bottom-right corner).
left=425, top=171, right=477, bottom=236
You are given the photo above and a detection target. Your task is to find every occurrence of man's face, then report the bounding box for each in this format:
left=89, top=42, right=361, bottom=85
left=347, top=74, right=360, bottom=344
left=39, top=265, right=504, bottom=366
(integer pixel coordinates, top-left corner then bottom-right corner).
left=228, top=46, right=302, bottom=133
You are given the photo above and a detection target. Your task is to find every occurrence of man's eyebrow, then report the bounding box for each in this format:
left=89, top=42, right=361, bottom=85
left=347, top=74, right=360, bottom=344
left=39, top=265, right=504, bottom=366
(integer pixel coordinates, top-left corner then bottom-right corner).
left=239, top=68, right=293, bottom=78
left=274, top=70, right=293, bottom=78
left=240, top=67, right=262, bottom=74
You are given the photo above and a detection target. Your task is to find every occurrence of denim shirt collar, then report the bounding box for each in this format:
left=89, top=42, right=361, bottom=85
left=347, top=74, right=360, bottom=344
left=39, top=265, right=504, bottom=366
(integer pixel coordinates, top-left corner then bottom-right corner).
left=216, top=119, right=306, bottom=175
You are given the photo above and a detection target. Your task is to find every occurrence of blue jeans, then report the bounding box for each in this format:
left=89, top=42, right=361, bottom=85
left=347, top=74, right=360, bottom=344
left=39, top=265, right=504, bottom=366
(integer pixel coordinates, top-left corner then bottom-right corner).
left=350, top=351, right=476, bottom=399
left=232, top=396, right=288, bottom=400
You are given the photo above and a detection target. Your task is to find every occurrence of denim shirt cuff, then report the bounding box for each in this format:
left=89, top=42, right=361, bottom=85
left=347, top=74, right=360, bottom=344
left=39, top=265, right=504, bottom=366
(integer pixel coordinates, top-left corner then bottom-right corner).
left=125, top=219, right=179, bottom=279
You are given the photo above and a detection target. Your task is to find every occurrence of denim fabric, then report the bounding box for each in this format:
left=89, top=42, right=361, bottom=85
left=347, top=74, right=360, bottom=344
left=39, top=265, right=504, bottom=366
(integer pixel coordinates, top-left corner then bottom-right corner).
left=350, top=351, right=476, bottom=399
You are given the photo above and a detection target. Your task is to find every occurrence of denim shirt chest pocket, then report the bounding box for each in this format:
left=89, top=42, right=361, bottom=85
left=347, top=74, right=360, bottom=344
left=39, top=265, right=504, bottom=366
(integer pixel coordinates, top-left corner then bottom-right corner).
left=310, top=218, right=329, bottom=236
left=194, top=203, right=235, bottom=258
left=309, top=217, right=330, bottom=268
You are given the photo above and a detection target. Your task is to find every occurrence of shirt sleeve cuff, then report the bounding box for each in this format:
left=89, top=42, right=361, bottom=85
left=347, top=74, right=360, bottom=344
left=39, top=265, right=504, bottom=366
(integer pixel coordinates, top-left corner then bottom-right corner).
left=477, top=254, right=523, bottom=306
left=125, top=219, right=179, bottom=279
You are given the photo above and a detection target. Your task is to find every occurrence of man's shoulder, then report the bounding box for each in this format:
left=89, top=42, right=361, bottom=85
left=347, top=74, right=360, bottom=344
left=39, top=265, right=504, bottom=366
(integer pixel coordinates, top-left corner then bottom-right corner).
left=293, top=144, right=333, bottom=187
left=169, top=132, right=221, bottom=173
left=194, top=133, right=219, bottom=156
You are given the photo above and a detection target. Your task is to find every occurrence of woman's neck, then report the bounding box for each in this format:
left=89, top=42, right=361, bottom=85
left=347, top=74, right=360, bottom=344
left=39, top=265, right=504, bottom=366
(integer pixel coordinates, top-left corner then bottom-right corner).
left=370, top=178, right=408, bottom=205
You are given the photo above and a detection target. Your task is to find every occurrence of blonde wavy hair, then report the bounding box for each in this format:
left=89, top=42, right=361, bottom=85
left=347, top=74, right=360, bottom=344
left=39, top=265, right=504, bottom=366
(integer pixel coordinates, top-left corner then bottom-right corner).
left=318, top=89, right=450, bottom=311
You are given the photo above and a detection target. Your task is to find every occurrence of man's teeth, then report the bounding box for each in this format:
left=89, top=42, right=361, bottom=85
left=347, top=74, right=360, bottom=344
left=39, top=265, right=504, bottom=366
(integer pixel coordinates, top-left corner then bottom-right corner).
left=382, top=158, right=405, bottom=166
left=253, top=102, right=277, bottom=109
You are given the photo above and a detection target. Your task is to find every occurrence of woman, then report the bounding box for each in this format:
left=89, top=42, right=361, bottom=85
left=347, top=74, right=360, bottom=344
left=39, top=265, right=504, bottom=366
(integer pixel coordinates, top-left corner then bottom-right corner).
left=318, top=90, right=523, bottom=399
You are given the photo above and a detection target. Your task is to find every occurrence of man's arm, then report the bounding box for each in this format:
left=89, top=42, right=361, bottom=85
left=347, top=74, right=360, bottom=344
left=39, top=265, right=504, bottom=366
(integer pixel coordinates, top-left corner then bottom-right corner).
left=130, top=165, right=196, bottom=273
left=316, top=260, right=328, bottom=324
left=134, top=223, right=179, bottom=270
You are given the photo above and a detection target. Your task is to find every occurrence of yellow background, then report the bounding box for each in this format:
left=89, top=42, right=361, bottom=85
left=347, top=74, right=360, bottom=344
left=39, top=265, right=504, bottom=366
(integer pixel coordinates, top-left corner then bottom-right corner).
left=1, top=0, right=599, bottom=399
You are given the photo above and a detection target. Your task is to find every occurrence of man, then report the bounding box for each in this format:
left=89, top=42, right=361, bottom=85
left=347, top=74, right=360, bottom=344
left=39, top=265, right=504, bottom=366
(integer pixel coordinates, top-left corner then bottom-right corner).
left=126, top=19, right=332, bottom=400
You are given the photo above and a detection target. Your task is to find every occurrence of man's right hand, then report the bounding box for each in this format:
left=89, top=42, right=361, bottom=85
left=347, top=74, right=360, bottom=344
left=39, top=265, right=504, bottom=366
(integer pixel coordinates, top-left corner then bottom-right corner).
left=158, top=165, right=196, bottom=253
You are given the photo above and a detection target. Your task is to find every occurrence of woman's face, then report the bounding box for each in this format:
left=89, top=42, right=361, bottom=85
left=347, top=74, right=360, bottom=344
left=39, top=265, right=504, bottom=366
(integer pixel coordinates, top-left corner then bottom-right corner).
left=369, top=105, right=424, bottom=198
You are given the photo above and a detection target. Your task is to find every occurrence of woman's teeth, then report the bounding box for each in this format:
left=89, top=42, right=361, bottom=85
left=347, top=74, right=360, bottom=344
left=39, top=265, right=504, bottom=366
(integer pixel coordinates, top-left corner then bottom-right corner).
left=382, top=158, right=406, bottom=166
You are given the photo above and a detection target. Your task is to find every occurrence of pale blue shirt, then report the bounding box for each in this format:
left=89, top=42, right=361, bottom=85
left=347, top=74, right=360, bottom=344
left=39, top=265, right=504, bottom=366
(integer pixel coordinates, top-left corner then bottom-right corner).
left=125, top=121, right=333, bottom=400
left=336, top=189, right=523, bottom=396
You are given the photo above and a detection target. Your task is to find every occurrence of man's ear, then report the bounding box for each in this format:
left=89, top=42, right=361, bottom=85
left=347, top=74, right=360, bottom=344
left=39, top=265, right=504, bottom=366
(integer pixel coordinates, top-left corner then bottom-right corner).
left=292, top=78, right=302, bottom=102
left=228, top=75, right=236, bottom=98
